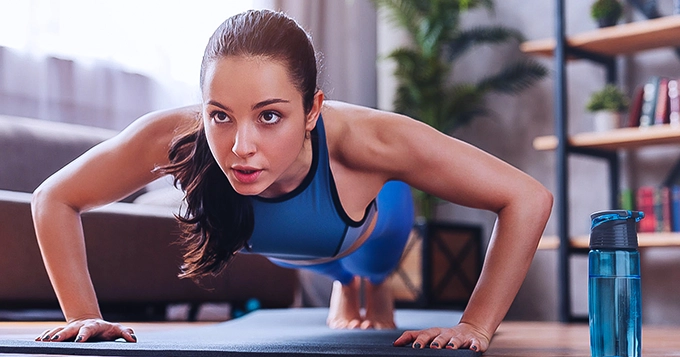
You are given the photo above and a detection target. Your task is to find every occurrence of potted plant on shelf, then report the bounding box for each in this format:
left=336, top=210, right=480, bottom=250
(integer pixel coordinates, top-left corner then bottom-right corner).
left=373, top=0, right=548, bottom=220
left=590, top=0, right=624, bottom=28
left=586, top=84, right=629, bottom=132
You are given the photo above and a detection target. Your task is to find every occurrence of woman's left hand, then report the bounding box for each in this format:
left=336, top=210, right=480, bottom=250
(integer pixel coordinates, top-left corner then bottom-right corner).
left=393, top=322, right=491, bottom=352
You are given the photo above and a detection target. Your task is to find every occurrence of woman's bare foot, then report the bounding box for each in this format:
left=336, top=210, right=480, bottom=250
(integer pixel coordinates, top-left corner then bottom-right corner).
left=326, top=277, right=362, bottom=329
left=361, top=278, right=396, bottom=329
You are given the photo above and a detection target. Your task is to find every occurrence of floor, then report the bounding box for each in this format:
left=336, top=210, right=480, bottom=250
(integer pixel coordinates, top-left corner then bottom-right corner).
left=2, top=319, right=680, bottom=356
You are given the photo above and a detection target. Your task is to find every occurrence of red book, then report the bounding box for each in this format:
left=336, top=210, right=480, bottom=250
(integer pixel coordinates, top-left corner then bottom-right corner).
left=654, top=77, right=670, bottom=125
left=637, top=186, right=656, bottom=232
left=627, top=86, right=644, bottom=127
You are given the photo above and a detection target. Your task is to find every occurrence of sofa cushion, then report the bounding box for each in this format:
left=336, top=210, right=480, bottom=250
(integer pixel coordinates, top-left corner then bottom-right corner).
left=0, top=115, right=117, bottom=193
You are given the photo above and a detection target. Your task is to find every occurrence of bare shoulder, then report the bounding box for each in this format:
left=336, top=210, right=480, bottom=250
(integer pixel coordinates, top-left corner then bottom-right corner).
left=321, top=100, right=438, bottom=177
left=120, top=105, right=200, bottom=143
left=113, top=105, right=201, bottom=165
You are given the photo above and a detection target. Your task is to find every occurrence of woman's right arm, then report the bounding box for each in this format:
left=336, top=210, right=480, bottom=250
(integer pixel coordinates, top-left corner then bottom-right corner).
left=31, top=106, right=199, bottom=342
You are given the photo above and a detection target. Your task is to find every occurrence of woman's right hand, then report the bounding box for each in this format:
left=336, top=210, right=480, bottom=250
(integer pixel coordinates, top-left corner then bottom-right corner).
left=35, top=318, right=137, bottom=343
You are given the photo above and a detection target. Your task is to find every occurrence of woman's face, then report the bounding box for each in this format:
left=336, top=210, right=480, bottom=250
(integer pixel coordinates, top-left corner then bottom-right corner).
left=202, top=56, right=320, bottom=197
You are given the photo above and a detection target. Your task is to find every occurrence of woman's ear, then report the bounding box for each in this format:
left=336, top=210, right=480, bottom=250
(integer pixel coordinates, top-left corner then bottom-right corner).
left=305, top=90, right=324, bottom=131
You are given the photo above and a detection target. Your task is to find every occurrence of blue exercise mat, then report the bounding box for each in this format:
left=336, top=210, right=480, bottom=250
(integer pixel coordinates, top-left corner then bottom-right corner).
left=0, top=308, right=482, bottom=356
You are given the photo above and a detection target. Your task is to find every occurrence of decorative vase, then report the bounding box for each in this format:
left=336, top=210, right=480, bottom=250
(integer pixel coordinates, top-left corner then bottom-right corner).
left=593, top=110, right=621, bottom=132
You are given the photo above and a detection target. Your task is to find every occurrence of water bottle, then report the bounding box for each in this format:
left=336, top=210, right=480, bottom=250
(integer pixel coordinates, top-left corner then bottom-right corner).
left=589, top=210, right=643, bottom=357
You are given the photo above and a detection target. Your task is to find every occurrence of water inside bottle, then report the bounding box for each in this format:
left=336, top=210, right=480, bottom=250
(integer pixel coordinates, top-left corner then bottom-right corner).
left=589, top=275, right=641, bottom=357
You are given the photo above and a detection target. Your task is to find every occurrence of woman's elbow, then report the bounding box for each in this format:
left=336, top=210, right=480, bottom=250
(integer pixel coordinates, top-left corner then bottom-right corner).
left=529, top=182, right=553, bottom=223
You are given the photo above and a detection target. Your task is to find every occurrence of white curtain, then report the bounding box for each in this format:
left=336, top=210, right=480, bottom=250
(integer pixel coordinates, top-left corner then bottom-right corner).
left=271, top=0, right=378, bottom=108
left=0, top=0, right=257, bottom=131
left=0, top=47, right=161, bottom=131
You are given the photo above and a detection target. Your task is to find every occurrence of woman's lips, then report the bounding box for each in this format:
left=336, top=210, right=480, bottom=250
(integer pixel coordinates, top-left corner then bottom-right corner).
left=232, top=168, right=262, bottom=184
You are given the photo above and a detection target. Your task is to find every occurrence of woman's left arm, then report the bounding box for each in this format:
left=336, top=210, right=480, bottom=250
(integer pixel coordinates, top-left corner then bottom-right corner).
left=341, top=107, right=553, bottom=352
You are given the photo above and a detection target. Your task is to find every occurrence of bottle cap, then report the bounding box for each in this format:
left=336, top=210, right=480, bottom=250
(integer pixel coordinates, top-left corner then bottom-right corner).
left=589, top=210, right=644, bottom=250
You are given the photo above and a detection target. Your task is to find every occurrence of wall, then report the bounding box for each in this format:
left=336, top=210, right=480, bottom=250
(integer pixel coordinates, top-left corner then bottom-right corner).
left=378, top=0, right=680, bottom=323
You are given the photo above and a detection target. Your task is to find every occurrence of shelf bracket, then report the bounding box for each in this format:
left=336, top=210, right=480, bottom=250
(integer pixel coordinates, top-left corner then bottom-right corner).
left=566, top=47, right=617, bottom=83
left=568, top=146, right=621, bottom=210
left=663, top=154, right=680, bottom=187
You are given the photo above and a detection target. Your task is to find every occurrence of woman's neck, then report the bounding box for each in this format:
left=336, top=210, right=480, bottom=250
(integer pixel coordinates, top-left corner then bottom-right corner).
left=258, top=136, right=314, bottom=198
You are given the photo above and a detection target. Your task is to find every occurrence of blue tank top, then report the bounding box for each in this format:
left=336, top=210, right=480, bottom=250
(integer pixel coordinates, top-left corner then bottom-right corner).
left=244, top=115, right=377, bottom=261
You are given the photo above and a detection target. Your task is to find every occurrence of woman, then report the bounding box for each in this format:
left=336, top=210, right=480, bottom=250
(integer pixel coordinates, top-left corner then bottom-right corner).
left=32, top=9, right=552, bottom=352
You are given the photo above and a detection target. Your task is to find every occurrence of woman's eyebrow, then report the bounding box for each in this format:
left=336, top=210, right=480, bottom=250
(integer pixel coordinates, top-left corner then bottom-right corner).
left=207, top=100, right=232, bottom=112
left=253, top=98, right=290, bottom=110
left=206, top=98, right=290, bottom=112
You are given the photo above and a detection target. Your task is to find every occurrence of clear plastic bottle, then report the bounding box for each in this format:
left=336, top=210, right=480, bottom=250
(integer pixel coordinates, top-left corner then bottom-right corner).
left=589, top=210, right=643, bottom=357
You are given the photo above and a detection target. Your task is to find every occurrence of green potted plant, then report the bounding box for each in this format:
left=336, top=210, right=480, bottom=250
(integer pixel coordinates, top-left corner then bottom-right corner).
left=591, top=0, right=624, bottom=28
left=373, top=0, right=548, bottom=220
left=586, top=84, right=629, bottom=132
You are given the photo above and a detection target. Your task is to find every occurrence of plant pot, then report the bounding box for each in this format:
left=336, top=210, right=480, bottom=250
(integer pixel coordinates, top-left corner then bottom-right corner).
left=593, top=110, right=621, bottom=132
left=596, top=16, right=619, bottom=28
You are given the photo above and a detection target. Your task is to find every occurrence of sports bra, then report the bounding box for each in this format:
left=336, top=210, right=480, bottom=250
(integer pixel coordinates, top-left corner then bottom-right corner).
left=244, top=115, right=377, bottom=260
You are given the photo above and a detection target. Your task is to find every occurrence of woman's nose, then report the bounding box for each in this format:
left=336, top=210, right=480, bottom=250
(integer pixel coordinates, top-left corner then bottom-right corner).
left=232, top=126, right=257, bottom=158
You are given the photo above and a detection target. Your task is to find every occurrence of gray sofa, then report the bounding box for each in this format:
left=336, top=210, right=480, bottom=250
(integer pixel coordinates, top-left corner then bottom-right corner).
left=0, top=115, right=298, bottom=320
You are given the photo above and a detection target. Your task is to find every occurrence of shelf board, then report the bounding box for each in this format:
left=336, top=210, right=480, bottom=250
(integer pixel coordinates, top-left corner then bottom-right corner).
left=521, top=15, right=680, bottom=58
left=533, top=124, right=680, bottom=151
left=538, top=232, right=680, bottom=250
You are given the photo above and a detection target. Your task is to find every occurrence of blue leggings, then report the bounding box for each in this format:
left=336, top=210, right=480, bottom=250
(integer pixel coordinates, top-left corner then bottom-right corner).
left=272, top=181, right=414, bottom=285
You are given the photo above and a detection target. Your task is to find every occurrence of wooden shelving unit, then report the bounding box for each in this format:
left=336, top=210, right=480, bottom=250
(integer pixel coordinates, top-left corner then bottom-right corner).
left=538, top=232, right=680, bottom=250
left=523, top=5, right=680, bottom=322
left=533, top=124, right=680, bottom=151
left=521, top=15, right=680, bottom=58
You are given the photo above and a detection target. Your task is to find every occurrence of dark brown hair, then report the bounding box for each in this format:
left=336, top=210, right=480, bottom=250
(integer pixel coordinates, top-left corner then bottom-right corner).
left=162, top=9, right=320, bottom=280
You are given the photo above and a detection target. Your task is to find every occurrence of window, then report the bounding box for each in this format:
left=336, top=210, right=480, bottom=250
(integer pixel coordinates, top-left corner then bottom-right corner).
left=0, top=0, right=258, bottom=90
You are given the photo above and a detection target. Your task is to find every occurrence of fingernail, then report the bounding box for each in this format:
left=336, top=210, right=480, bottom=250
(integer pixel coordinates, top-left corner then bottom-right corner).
left=471, top=345, right=478, bottom=351
left=41, top=335, right=50, bottom=341
left=446, top=343, right=455, bottom=349
left=51, top=335, right=59, bottom=341
left=413, top=342, right=421, bottom=349
left=431, top=342, right=439, bottom=348
left=75, top=335, right=83, bottom=343
left=131, top=334, right=137, bottom=342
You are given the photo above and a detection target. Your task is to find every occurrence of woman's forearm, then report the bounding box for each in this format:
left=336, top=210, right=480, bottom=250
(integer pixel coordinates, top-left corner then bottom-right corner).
left=459, top=185, right=552, bottom=338
left=31, top=191, right=102, bottom=322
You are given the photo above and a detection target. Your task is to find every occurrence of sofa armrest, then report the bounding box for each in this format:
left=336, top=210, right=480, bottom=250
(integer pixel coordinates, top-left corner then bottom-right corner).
left=0, top=190, right=298, bottom=310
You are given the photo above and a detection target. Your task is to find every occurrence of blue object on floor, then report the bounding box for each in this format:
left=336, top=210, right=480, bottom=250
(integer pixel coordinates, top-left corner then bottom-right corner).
left=0, top=308, right=481, bottom=356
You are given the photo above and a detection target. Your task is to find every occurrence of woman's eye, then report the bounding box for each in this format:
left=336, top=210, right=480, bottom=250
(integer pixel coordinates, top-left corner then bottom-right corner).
left=260, top=111, right=281, bottom=124
left=211, top=111, right=230, bottom=123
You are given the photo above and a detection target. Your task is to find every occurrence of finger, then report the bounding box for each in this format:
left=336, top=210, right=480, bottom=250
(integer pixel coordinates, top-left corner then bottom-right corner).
left=468, top=336, right=488, bottom=353
left=75, top=324, right=97, bottom=343
left=36, top=329, right=51, bottom=342
left=447, top=335, right=467, bottom=350
left=40, top=327, right=63, bottom=342
left=121, top=328, right=137, bottom=343
left=429, top=334, right=450, bottom=349
left=393, top=330, right=418, bottom=346
left=48, top=327, right=66, bottom=342
left=52, top=324, right=83, bottom=342
left=411, top=329, right=441, bottom=349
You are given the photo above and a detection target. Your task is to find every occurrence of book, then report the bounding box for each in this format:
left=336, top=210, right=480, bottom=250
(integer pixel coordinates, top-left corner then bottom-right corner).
left=654, top=186, right=671, bottom=232
left=669, top=78, right=680, bottom=126
left=627, top=86, right=644, bottom=128
left=620, top=188, right=634, bottom=211
left=637, top=186, right=656, bottom=232
left=671, top=185, right=680, bottom=232
left=654, top=77, right=670, bottom=125
left=640, top=76, right=660, bottom=127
